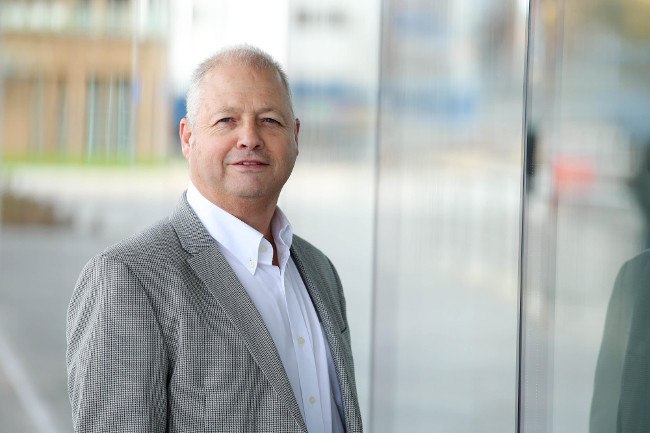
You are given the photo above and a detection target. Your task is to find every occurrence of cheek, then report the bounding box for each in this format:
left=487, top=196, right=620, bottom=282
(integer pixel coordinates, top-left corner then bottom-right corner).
left=283, top=148, right=298, bottom=173
left=188, top=144, right=212, bottom=175
left=188, top=146, right=203, bottom=169
left=290, top=141, right=299, bottom=160
left=199, top=146, right=231, bottom=173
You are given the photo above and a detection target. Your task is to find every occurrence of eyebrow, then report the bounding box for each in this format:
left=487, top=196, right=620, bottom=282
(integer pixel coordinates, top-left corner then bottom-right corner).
left=210, top=106, right=289, bottom=120
left=212, top=105, right=285, bottom=114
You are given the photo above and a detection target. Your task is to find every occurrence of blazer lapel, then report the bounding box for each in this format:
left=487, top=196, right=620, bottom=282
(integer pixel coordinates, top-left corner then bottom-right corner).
left=169, top=194, right=307, bottom=432
left=291, top=243, right=361, bottom=431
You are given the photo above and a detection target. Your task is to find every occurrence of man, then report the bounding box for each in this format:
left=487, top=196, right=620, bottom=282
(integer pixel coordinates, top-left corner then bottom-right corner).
left=66, top=45, right=362, bottom=433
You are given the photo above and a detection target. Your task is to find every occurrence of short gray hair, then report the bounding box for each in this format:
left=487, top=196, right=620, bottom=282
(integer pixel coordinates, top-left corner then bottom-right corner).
left=185, top=45, right=293, bottom=126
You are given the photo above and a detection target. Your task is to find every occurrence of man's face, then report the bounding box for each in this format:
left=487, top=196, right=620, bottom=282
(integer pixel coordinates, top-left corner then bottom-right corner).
left=180, top=63, right=299, bottom=209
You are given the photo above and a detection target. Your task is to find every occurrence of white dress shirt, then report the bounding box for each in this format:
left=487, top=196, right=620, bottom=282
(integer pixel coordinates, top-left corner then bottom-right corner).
left=186, top=184, right=345, bottom=433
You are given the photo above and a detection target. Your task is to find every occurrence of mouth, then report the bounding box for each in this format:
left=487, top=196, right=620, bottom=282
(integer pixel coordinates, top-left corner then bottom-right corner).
left=234, top=161, right=268, bottom=166
left=229, top=160, right=270, bottom=171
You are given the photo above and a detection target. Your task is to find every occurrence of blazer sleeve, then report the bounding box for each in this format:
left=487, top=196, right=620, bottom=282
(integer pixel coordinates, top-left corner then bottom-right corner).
left=66, top=254, right=169, bottom=433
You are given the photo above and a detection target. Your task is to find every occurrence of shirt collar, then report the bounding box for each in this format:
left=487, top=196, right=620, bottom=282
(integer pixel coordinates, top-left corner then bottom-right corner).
left=186, top=183, right=293, bottom=275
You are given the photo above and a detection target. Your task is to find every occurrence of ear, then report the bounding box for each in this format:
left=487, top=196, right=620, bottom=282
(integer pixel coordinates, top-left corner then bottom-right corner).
left=179, top=117, right=193, bottom=159
left=294, top=118, right=300, bottom=149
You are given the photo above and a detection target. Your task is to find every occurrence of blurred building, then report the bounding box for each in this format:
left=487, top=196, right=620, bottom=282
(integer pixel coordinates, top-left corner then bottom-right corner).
left=0, top=0, right=170, bottom=162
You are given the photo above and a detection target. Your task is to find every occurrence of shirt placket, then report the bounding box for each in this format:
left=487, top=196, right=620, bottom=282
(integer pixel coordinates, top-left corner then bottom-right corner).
left=283, top=272, right=326, bottom=433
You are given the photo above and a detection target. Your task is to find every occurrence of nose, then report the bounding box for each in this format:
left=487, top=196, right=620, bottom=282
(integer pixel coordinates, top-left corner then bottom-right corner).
left=236, top=120, right=263, bottom=150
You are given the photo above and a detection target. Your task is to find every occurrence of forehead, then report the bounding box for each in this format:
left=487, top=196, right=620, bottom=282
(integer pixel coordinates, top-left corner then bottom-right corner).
left=200, top=63, right=290, bottom=108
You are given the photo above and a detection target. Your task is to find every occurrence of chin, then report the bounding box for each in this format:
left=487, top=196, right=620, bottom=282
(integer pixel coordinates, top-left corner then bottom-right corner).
left=228, top=182, right=280, bottom=199
left=231, top=188, right=272, bottom=200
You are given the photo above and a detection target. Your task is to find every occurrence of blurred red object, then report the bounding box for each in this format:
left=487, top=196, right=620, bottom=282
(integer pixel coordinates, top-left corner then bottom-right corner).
left=553, top=155, right=596, bottom=193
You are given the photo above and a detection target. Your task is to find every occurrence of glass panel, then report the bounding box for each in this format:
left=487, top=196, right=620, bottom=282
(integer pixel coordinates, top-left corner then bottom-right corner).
left=522, top=0, right=650, bottom=431
left=281, top=0, right=381, bottom=423
left=370, top=0, right=527, bottom=431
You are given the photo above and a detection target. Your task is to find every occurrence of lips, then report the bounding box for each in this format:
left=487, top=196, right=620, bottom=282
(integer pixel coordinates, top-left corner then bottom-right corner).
left=235, top=161, right=267, bottom=165
left=228, top=158, right=271, bottom=170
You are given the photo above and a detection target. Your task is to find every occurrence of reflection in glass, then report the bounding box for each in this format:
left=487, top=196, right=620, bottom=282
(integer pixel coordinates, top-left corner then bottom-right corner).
left=591, top=251, right=650, bottom=433
left=522, top=0, right=650, bottom=431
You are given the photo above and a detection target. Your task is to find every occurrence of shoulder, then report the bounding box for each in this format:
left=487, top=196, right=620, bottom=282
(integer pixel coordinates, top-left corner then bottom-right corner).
left=99, top=217, right=182, bottom=264
left=75, top=217, right=185, bottom=287
left=606, top=250, right=650, bottom=318
left=614, top=250, right=650, bottom=293
left=622, top=249, right=650, bottom=272
left=292, top=234, right=327, bottom=259
left=621, top=250, right=650, bottom=305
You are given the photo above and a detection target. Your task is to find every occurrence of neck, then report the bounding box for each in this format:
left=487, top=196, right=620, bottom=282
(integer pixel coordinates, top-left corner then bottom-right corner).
left=229, top=202, right=276, bottom=241
left=223, top=199, right=279, bottom=266
left=211, top=195, right=278, bottom=241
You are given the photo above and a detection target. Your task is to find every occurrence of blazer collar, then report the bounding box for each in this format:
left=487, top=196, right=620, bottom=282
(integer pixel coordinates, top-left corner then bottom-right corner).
left=169, top=192, right=216, bottom=254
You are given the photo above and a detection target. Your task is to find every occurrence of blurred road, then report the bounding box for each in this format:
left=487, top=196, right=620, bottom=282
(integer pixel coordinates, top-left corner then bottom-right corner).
left=0, top=165, right=186, bottom=433
left=0, top=226, right=124, bottom=433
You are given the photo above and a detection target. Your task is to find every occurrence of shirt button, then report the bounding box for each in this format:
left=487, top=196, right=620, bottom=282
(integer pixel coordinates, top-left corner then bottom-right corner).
left=297, top=336, right=305, bottom=345
left=248, top=259, right=256, bottom=269
left=308, top=396, right=317, bottom=405
left=259, top=244, right=268, bottom=253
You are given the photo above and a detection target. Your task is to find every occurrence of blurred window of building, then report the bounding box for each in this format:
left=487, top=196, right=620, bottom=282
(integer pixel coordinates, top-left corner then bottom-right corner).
left=1, top=0, right=169, bottom=163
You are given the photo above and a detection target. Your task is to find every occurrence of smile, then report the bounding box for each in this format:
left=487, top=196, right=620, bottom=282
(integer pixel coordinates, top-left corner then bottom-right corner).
left=237, top=161, right=266, bottom=165
left=230, top=160, right=269, bottom=170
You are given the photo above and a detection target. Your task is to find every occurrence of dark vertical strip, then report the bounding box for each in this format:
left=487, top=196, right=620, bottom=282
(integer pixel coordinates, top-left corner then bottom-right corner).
left=517, top=0, right=535, bottom=432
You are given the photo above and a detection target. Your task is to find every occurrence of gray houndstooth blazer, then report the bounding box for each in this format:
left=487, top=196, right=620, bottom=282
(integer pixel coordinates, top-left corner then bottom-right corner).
left=66, top=193, right=362, bottom=433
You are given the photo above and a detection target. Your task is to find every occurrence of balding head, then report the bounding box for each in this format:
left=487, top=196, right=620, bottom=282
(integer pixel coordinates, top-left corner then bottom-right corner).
left=185, top=45, right=293, bottom=127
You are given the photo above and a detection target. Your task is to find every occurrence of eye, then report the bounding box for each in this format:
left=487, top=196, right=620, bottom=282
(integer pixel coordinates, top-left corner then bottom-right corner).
left=216, top=117, right=234, bottom=124
left=262, top=117, right=282, bottom=125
